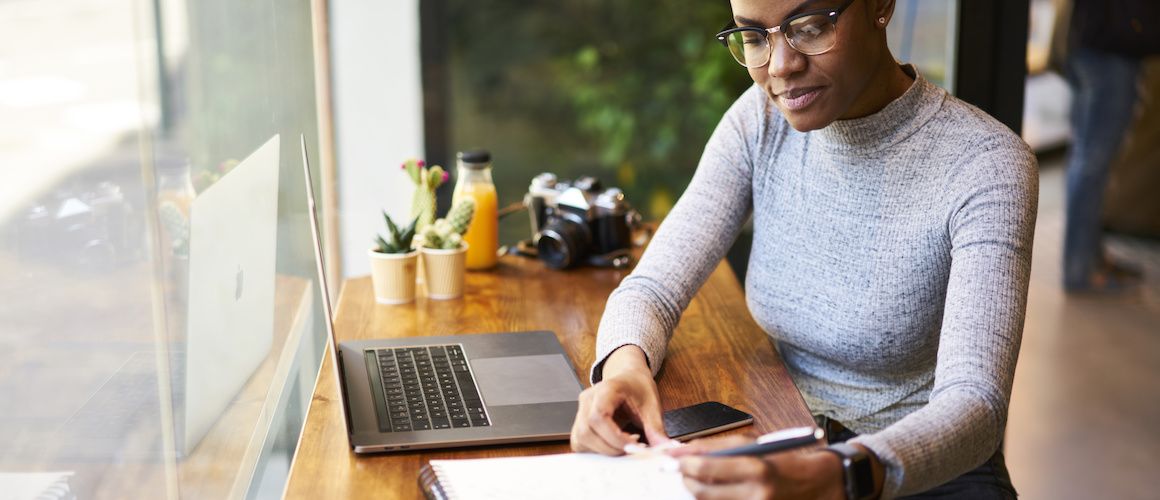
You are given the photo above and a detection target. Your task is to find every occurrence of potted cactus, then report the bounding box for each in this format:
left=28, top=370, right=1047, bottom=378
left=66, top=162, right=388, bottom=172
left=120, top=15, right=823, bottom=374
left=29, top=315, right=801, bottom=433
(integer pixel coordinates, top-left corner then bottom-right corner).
left=418, top=198, right=475, bottom=299
left=401, top=158, right=449, bottom=232
left=368, top=212, right=419, bottom=304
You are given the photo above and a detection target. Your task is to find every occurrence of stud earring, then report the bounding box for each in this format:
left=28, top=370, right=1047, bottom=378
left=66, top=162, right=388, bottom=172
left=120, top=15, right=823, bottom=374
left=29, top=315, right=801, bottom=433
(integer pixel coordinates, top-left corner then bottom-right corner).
left=878, top=17, right=886, bottom=24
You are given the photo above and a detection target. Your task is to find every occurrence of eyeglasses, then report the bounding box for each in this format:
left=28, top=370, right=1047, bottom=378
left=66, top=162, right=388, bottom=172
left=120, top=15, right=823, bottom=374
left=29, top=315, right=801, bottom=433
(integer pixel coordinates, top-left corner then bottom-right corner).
left=715, top=0, right=856, bottom=68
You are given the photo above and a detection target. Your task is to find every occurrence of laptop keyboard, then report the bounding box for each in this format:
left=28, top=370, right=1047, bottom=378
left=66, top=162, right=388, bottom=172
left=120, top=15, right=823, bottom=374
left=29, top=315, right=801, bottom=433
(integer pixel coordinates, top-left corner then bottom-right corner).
left=375, top=345, right=490, bottom=432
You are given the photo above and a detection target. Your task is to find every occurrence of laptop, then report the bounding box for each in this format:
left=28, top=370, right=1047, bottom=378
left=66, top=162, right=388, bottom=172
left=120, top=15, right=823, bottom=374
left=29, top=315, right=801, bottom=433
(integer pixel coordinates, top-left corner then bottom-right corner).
left=53, top=135, right=281, bottom=460
left=299, top=136, right=583, bottom=453
left=182, top=134, right=280, bottom=452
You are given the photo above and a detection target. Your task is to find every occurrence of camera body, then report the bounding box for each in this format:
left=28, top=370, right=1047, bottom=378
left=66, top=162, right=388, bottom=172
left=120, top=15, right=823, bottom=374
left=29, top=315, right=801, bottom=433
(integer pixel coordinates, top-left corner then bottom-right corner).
left=524, top=173, right=639, bottom=269
left=14, top=182, right=141, bottom=268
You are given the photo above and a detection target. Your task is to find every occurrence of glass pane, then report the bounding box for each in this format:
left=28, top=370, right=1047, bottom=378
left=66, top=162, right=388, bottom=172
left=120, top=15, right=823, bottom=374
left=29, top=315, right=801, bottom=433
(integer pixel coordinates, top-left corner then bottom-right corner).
left=437, top=0, right=753, bottom=248
left=0, top=0, right=170, bottom=497
left=152, top=0, right=326, bottom=497
left=0, top=0, right=326, bottom=497
left=886, top=0, right=958, bottom=91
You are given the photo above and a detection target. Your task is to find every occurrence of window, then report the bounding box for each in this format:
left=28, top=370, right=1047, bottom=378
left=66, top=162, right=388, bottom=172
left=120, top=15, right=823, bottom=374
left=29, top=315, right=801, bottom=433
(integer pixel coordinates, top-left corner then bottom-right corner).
left=0, top=0, right=326, bottom=497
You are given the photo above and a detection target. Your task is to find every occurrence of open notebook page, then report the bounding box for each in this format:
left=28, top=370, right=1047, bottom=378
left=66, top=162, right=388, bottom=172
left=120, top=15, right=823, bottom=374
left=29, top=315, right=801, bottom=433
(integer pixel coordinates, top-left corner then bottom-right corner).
left=427, top=452, right=694, bottom=500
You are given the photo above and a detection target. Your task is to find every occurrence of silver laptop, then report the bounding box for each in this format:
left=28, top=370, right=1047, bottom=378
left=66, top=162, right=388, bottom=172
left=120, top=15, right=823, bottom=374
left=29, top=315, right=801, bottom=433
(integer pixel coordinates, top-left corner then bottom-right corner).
left=299, top=136, right=583, bottom=453
left=55, top=136, right=281, bottom=460
left=183, top=134, right=280, bottom=452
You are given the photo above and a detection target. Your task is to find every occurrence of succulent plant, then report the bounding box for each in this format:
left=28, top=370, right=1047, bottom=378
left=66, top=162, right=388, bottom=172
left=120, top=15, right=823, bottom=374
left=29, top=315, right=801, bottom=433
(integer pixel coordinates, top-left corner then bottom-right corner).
left=401, top=159, right=449, bottom=231
left=418, top=199, right=475, bottom=250
left=446, top=197, right=475, bottom=235
left=374, top=212, right=418, bottom=254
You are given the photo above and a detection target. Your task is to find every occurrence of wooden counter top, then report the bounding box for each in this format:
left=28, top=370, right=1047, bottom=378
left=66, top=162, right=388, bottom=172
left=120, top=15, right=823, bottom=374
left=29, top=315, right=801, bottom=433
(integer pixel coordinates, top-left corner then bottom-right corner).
left=284, top=254, right=812, bottom=499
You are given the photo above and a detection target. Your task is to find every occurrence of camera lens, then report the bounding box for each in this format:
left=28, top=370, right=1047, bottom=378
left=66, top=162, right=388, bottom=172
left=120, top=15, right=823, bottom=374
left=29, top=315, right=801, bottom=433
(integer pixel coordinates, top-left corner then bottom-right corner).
left=537, top=216, right=590, bottom=269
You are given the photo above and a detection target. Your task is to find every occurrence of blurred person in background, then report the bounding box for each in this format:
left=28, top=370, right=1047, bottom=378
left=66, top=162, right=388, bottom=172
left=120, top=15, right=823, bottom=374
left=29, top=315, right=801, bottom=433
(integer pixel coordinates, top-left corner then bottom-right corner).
left=1058, top=0, right=1160, bottom=292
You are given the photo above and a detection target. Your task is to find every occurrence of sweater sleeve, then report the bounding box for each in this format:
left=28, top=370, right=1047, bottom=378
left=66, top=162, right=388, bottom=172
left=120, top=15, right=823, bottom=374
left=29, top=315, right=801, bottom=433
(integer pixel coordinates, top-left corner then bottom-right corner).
left=849, top=136, right=1039, bottom=498
left=589, top=87, right=761, bottom=383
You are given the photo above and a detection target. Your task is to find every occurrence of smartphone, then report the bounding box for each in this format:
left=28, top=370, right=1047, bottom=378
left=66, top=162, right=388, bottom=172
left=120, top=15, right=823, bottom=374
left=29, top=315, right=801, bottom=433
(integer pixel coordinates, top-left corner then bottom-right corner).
left=662, top=401, right=754, bottom=442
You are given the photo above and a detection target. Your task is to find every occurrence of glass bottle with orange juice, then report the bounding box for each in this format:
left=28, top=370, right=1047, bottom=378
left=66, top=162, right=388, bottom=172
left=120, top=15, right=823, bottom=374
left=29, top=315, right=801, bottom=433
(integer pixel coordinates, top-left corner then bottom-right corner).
left=452, top=150, right=498, bottom=270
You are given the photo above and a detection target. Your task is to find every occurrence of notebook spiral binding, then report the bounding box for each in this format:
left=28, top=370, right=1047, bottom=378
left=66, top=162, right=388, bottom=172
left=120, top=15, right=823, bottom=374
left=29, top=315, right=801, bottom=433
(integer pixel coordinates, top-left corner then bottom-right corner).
left=418, top=463, right=450, bottom=500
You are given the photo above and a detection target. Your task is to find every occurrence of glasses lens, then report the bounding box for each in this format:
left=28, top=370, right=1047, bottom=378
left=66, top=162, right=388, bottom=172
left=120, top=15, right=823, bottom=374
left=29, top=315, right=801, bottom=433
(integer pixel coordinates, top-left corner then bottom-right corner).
left=786, top=14, right=837, bottom=55
left=725, top=29, right=770, bottom=68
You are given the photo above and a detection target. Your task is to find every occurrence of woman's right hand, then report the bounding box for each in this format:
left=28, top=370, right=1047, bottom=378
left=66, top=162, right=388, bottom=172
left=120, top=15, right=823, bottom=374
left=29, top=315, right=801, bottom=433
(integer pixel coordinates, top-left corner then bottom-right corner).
left=570, top=345, right=671, bottom=455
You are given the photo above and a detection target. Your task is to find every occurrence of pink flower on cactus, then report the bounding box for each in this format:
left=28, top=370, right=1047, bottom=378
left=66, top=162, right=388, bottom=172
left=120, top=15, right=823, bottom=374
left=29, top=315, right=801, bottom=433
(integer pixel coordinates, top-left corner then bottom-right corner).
left=400, top=162, right=407, bottom=170
left=417, top=160, right=426, bottom=167
left=441, top=171, right=450, bottom=183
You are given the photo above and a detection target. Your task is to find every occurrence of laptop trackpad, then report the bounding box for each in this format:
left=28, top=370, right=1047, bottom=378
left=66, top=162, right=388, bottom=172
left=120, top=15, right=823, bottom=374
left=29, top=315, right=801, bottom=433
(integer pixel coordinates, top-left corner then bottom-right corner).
left=470, top=354, right=581, bottom=407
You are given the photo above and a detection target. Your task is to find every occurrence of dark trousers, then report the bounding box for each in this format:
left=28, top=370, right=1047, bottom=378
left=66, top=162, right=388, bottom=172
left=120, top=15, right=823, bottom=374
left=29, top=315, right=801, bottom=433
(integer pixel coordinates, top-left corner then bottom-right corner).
left=816, top=416, right=1018, bottom=499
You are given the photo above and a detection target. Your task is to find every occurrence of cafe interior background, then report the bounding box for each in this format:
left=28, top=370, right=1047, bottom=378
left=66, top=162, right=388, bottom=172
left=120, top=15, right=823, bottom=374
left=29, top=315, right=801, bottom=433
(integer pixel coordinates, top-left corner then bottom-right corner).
left=0, top=0, right=1156, bottom=498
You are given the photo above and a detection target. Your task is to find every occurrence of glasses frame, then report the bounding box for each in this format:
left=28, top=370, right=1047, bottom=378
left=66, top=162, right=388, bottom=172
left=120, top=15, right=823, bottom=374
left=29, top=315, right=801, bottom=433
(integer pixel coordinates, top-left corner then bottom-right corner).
left=715, top=0, right=856, bottom=67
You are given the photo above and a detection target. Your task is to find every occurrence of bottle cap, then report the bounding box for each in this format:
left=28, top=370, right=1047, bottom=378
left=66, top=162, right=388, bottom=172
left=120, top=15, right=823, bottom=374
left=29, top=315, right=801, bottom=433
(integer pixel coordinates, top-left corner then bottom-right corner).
left=457, top=149, right=491, bottom=168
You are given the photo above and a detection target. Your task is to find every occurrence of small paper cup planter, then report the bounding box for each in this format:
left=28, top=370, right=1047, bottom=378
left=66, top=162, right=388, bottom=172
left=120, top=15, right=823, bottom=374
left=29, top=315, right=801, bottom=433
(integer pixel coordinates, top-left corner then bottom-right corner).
left=421, top=244, right=468, bottom=300
left=368, top=248, right=419, bottom=304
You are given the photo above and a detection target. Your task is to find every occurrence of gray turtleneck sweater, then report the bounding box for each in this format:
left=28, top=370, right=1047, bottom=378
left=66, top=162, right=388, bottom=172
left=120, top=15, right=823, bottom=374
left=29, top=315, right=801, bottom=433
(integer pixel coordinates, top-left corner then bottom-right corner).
left=591, top=67, right=1038, bottom=498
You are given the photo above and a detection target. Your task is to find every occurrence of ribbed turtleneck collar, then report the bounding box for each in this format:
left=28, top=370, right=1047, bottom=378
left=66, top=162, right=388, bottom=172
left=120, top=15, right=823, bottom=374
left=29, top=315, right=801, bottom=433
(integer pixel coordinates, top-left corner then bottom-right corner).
left=814, top=64, right=945, bottom=156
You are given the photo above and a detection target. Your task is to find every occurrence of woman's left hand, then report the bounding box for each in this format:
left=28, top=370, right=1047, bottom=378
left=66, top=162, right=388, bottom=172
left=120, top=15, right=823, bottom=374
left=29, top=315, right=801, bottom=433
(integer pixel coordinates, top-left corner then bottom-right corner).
left=668, top=435, right=846, bottom=500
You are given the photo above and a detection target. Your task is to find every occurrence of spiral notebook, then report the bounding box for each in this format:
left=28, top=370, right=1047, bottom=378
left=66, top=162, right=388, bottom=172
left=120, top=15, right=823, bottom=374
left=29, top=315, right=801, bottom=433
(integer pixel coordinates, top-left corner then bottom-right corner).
left=0, top=472, right=75, bottom=500
left=418, top=452, right=693, bottom=500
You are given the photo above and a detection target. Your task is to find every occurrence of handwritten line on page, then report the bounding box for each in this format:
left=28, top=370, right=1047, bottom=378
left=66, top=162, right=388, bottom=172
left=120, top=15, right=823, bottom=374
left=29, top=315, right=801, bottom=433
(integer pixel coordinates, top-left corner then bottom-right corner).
left=427, top=452, right=693, bottom=500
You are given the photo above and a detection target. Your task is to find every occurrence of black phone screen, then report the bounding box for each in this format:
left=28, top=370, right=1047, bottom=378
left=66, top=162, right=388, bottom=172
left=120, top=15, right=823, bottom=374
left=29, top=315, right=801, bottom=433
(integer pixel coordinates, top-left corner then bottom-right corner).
left=662, top=401, right=753, bottom=441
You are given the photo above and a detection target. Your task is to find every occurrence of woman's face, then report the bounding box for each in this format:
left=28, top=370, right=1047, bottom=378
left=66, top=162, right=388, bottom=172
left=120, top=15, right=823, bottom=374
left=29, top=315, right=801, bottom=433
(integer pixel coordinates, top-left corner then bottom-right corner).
left=729, top=0, right=889, bottom=131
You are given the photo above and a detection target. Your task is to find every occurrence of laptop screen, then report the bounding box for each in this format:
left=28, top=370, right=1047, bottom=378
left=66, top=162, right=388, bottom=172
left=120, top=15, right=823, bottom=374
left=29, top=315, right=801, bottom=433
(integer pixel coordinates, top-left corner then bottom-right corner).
left=300, top=134, right=353, bottom=437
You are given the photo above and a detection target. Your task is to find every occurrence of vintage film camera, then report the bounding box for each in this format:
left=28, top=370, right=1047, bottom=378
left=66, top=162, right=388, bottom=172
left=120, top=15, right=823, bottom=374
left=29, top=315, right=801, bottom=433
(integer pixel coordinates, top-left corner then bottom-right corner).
left=524, top=173, right=640, bottom=269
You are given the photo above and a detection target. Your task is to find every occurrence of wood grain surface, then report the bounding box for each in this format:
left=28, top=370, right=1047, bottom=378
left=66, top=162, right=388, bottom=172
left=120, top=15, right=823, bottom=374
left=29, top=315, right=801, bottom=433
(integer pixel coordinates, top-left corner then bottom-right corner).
left=283, top=254, right=813, bottom=499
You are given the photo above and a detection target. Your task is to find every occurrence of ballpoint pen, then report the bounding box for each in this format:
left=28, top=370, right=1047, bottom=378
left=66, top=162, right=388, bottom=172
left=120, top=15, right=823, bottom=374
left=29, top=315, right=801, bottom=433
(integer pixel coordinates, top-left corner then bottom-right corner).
left=706, top=426, right=825, bottom=457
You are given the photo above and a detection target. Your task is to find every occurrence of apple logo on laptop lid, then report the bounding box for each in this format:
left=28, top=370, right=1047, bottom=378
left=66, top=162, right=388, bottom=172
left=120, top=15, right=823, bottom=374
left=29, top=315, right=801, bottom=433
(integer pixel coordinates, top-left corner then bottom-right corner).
left=235, top=265, right=244, bottom=301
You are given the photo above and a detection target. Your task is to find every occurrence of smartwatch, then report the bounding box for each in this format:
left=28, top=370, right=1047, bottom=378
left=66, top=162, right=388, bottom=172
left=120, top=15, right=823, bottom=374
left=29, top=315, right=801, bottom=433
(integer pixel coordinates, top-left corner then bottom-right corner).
left=824, top=443, right=876, bottom=500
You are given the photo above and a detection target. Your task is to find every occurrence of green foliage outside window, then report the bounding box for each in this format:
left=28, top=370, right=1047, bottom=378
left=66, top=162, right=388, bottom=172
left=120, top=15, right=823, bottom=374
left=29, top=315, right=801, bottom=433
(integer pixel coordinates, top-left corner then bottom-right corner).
left=442, top=0, right=752, bottom=240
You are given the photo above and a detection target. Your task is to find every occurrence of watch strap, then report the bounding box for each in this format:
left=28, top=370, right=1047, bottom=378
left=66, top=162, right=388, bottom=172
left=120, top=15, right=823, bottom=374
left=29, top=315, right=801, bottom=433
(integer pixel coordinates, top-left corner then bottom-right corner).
left=824, top=443, right=875, bottom=500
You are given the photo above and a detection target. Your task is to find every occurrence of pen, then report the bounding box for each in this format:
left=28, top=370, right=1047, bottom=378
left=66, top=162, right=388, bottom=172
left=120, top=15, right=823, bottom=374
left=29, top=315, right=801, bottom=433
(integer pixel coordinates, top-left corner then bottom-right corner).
left=706, top=426, right=825, bottom=457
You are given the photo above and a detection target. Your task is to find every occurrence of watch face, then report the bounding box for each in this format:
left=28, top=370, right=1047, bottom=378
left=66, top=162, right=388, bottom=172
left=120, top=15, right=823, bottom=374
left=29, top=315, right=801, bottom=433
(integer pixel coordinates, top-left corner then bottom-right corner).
left=827, top=444, right=874, bottom=499
left=852, top=456, right=875, bottom=497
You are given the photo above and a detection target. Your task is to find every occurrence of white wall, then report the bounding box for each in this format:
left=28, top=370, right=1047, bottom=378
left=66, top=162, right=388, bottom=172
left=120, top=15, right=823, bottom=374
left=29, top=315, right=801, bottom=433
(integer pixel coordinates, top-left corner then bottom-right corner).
left=329, top=0, right=422, bottom=277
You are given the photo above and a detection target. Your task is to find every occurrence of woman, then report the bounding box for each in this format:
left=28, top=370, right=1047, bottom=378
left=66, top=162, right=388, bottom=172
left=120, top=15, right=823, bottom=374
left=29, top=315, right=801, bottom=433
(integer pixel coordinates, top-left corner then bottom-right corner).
left=570, top=0, right=1037, bottom=499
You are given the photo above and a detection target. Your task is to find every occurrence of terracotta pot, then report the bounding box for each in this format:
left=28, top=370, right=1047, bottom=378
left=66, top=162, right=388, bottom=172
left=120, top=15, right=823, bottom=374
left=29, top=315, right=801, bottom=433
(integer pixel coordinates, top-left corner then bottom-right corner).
left=421, top=244, right=468, bottom=300
left=368, top=249, right=418, bottom=304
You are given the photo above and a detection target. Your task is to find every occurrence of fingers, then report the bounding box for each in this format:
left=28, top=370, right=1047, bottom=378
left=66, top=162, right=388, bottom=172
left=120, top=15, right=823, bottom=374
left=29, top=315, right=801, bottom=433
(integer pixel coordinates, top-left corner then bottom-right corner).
left=679, top=455, right=767, bottom=484
left=571, top=398, right=630, bottom=455
left=569, top=369, right=671, bottom=455
left=678, top=454, right=777, bottom=500
left=586, top=391, right=640, bottom=452
left=682, top=477, right=768, bottom=500
left=570, top=406, right=626, bottom=455
left=615, top=375, right=667, bottom=446
left=680, top=456, right=770, bottom=500
left=637, top=398, right=671, bottom=447
left=573, top=425, right=627, bottom=455
left=570, top=382, right=643, bottom=455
